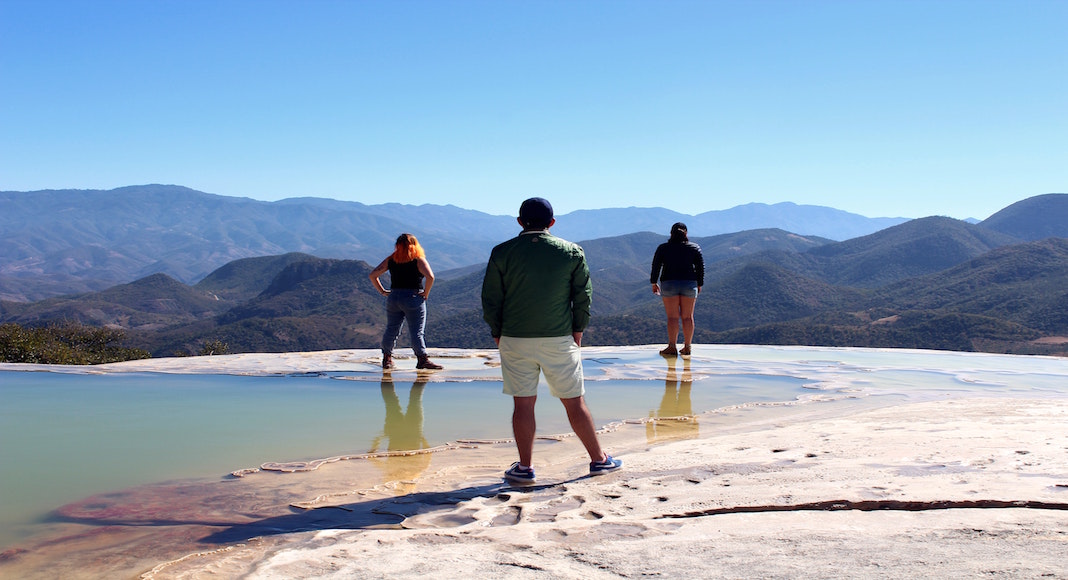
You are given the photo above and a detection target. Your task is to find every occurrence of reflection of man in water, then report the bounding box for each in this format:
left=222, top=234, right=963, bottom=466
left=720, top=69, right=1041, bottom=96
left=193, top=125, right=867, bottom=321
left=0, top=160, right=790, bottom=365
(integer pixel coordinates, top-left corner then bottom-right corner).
left=646, top=356, right=699, bottom=443
left=370, top=380, right=432, bottom=491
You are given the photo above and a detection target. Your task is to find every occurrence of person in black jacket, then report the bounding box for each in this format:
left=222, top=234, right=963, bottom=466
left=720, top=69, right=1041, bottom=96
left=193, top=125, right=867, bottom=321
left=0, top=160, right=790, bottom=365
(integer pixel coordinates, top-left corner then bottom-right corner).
left=649, top=222, right=704, bottom=357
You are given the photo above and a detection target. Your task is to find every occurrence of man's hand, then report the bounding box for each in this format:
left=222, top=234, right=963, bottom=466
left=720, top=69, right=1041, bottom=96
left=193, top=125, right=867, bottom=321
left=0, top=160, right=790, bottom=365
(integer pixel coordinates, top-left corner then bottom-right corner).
left=572, top=331, right=582, bottom=347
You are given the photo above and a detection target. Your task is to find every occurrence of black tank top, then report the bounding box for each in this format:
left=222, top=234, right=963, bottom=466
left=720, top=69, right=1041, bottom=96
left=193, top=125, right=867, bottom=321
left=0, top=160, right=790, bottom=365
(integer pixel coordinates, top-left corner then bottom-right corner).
left=388, top=258, right=423, bottom=290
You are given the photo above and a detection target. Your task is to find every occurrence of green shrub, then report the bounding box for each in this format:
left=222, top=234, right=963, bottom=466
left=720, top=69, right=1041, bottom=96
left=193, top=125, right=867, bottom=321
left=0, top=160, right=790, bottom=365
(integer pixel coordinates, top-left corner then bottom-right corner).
left=0, top=322, right=151, bottom=364
left=198, top=339, right=230, bottom=356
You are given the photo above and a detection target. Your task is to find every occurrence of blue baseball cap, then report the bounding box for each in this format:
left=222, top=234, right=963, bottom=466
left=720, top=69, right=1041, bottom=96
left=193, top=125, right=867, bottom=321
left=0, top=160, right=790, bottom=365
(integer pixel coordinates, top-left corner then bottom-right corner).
left=519, top=197, right=554, bottom=229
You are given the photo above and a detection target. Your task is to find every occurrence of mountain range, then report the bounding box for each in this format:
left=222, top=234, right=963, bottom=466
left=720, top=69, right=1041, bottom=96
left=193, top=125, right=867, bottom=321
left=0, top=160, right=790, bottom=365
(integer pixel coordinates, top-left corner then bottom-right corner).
left=1, top=187, right=1066, bottom=357
left=1, top=185, right=908, bottom=302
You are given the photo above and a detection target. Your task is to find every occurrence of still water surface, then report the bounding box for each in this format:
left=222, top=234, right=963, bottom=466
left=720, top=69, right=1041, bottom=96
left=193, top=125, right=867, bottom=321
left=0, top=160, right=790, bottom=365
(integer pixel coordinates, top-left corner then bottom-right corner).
left=0, top=369, right=804, bottom=548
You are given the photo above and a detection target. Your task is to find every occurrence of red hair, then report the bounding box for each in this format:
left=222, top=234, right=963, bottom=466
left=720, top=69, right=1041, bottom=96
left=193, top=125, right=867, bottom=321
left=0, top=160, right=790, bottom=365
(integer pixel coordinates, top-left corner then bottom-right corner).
left=391, top=233, right=425, bottom=263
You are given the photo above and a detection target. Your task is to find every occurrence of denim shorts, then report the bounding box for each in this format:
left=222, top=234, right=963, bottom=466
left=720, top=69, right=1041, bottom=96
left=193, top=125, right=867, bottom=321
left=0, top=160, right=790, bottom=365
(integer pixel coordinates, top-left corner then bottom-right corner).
left=659, top=279, right=699, bottom=298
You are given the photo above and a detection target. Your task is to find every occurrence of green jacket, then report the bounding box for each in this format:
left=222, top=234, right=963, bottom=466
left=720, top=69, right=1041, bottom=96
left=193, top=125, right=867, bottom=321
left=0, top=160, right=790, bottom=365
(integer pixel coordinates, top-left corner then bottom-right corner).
left=481, top=231, right=592, bottom=338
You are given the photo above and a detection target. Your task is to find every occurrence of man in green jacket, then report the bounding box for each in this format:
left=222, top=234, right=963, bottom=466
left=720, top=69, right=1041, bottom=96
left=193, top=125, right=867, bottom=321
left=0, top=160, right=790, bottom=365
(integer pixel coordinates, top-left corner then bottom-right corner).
left=482, top=197, right=622, bottom=483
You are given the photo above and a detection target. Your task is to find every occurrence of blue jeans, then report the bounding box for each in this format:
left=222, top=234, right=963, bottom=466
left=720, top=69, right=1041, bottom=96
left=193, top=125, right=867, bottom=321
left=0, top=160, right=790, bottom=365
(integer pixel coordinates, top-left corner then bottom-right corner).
left=382, top=291, right=428, bottom=357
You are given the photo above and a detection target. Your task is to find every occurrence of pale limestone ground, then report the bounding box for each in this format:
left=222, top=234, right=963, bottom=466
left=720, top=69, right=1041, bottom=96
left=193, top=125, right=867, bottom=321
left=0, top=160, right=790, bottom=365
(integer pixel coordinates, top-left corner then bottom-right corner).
left=147, top=398, right=1068, bottom=579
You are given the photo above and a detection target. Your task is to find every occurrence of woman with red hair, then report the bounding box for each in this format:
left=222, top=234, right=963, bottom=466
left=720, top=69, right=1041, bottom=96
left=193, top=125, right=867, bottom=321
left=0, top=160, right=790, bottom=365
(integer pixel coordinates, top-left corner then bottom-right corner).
left=369, top=233, right=444, bottom=370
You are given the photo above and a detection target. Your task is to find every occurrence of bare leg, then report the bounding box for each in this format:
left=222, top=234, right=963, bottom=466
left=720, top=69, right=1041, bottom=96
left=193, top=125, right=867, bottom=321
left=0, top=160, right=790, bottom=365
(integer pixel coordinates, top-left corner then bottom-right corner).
left=661, top=295, right=681, bottom=350
left=679, top=295, right=697, bottom=350
left=561, top=396, right=607, bottom=463
left=512, top=396, right=537, bottom=467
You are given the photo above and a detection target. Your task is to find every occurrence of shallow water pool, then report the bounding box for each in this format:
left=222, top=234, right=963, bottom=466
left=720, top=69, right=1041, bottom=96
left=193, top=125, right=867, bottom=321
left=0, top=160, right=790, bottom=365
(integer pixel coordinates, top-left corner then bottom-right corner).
left=0, top=369, right=804, bottom=548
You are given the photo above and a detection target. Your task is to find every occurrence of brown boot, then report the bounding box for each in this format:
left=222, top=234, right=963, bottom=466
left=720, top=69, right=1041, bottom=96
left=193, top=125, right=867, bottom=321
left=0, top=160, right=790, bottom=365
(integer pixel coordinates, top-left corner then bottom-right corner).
left=416, top=356, right=443, bottom=370
left=382, top=353, right=394, bottom=370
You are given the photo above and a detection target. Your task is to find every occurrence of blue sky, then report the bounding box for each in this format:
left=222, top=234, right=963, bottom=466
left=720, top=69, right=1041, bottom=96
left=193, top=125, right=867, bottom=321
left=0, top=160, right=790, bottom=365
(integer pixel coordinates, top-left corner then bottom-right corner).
left=2, top=0, right=1065, bottom=220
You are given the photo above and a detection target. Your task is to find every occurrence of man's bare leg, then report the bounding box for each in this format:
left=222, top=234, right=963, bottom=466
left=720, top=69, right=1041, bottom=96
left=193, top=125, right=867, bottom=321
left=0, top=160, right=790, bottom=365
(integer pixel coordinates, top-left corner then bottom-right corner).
left=512, top=395, right=537, bottom=467
left=561, top=396, right=607, bottom=463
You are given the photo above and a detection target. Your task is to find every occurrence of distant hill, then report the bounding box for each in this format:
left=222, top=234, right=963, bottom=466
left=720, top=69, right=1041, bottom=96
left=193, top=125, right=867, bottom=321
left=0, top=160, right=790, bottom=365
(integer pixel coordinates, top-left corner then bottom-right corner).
left=581, top=229, right=833, bottom=315
left=2, top=184, right=912, bottom=301
left=698, top=262, right=866, bottom=331
left=4, top=189, right=1068, bottom=358
left=8, top=214, right=1068, bottom=357
left=195, top=253, right=319, bottom=302
left=693, top=216, right=1017, bottom=290
left=714, top=311, right=1043, bottom=353
left=805, top=216, right=1019, bottom=287
left=550, top=202, right=907, bottom=242
left=696, top=202, right=907, bottom=240
left=871, top=238, right=1068, bottom=333
left=138, top=257, right=384, bottom=355
left=0, top=272, right=230, bottom=331
left=979, top=193, right=1068, bottom=241
left=0, top=227, right=841, bottom=354
left=700, top=238, right=1068, bottom=354
left=0, top=185, right=502, bottom=301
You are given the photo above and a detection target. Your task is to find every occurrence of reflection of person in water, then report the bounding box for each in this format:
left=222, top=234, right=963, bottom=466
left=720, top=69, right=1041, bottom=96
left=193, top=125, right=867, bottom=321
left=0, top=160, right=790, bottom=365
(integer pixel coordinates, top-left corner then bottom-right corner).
left=646, top=356, right=699, bottom=443
left=370, top=380, right=432, bottom=491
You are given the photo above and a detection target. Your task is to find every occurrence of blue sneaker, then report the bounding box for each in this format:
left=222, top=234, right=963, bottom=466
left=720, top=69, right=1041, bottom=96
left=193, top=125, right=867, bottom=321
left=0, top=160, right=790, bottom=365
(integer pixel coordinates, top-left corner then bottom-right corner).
left=504, top=462, right=536, bottom=483
left=589, top=455, right=622, bottom=475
